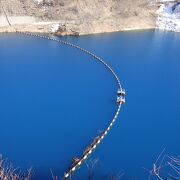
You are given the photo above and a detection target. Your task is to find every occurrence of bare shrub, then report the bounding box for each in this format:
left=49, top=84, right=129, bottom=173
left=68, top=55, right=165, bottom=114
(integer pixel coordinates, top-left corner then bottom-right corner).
left=86, top=158, right=99, bottom=180
left=0, top=155, right=32, bottom=180
left=108, top=172, right=125, bottom=180
left=143, top=149, right=180, bottom=180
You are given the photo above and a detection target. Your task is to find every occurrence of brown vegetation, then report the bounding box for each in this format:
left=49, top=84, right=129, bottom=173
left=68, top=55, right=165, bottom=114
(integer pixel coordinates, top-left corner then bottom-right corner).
left=0, top=0, right=158, bottom=35
left=0, top=155, right=32, bottom=180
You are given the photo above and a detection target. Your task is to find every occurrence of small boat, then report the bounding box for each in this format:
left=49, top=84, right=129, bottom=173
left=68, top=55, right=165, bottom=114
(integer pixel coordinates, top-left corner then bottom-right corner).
left=92, top=136, right=100, bottom=144
left=83, top=146, right=92, bottom=155
left=72, top=157, right=80, bottom=165
left=117, top=89, right=126, bottom=96
left=116, top=96, right=126, bottom=104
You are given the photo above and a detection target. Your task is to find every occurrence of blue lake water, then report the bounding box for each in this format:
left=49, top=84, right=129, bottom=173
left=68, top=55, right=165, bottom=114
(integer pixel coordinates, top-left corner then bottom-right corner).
left=0, top=30, right=179, bottom=180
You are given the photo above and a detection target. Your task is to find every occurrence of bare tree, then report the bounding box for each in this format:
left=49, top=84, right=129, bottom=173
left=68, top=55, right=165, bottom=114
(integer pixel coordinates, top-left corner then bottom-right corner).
left=86, top=158, right=99, bottom=180
left=143, top=149, right=180, bottom=180
left=50, top=169, right=58, bottom=180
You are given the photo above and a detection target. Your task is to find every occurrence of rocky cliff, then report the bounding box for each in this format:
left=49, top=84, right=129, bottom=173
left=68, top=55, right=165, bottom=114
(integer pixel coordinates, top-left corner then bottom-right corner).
left=0, top=0, right=157, bottom=35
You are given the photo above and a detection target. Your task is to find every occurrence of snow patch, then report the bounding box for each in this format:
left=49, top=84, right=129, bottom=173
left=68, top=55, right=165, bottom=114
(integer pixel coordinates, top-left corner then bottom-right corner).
left=156, top=1, right=180, bottom=32
left=33, top=0, right=43, bottom=4
left=50, top=24, right=60, bottom=33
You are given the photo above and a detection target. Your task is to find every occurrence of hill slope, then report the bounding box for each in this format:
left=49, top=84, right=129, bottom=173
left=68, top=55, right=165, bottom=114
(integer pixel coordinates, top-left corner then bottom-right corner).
left=0, top=0, right=157, bottom=35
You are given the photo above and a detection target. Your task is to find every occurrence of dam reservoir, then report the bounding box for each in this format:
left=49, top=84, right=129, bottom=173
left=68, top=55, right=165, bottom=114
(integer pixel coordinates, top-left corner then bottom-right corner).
left=0, top=30, right=179, bottom=179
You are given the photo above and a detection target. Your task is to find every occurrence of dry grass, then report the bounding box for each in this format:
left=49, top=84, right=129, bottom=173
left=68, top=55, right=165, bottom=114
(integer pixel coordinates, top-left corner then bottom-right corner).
left=0, top=155, right=32, bottom=180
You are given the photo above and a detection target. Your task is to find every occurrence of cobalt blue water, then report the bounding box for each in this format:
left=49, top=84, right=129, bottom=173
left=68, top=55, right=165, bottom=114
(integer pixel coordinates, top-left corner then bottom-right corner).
left=0, top=30, right=179, bottom=179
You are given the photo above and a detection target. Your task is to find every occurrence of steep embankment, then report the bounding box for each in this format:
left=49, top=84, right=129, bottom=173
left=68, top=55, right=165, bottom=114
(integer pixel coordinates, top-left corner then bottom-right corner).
left=0, top=0, right=157, bottom=35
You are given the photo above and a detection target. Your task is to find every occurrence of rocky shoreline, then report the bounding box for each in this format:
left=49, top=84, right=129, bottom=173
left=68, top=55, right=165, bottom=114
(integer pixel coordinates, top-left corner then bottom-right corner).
left=0, top=0, right=157, bottom=36
left=0, top=13, right=156, bottom=36
left=0, top=0, right=180, bottom=36
left=2, top=0, right=179, bottom=36
left=0, top=23, right=155, bottom=36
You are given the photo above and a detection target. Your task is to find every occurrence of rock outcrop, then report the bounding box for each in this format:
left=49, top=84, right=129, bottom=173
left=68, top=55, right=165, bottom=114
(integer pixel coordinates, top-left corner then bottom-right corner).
left=0, top=0, right=158, bottom=35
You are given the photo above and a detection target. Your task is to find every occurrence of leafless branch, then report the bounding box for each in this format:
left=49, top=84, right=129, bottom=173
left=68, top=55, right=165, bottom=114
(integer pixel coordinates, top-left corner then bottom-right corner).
left=0, top=155, right=32, bottom=180
left=143, top=150, right=180, bottom=180
left=108, top=172, right=125, bottom=180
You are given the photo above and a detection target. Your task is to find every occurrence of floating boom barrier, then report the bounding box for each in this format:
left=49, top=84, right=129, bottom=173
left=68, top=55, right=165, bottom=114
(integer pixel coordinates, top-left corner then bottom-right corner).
left=15, top=31, right=125, bottom=180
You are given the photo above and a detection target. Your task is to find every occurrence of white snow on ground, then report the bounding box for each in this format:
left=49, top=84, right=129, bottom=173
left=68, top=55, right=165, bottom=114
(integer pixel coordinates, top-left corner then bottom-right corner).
left=156, top=1, right=180, bottom=32
left=33, top=0, right=43, bottom=4
left=50, top=24, right=60, bottom=33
